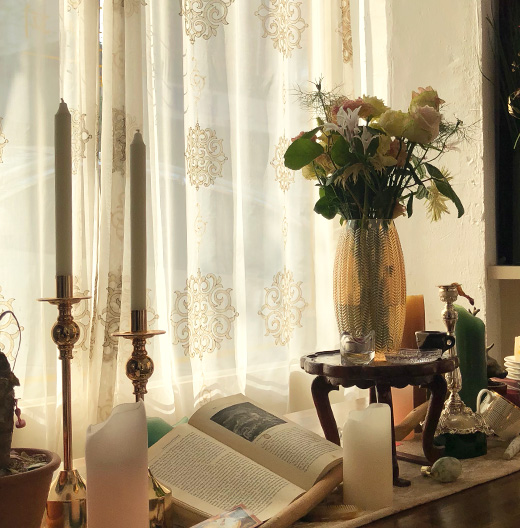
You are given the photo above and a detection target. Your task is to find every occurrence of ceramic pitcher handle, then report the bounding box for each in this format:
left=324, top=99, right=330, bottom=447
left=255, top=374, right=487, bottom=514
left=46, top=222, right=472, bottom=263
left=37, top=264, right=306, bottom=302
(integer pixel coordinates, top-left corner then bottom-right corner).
left=476, top=388, right=492, bottom=413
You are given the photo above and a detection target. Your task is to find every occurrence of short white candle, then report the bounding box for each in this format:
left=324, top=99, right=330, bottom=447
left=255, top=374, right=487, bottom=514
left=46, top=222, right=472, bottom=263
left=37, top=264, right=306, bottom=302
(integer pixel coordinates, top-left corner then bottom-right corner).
left=55, top=100, right=73, bottom=280
left=85, top=401, right=148, bottom=527
left=130, top=131, right=147, bottom=311
left=343, top=403, right=393, bottom=510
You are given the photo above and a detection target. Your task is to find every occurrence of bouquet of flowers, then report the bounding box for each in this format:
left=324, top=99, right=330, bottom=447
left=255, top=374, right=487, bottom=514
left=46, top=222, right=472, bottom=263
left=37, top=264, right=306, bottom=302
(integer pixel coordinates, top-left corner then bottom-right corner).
left=284, top=82, right=465, bottom=222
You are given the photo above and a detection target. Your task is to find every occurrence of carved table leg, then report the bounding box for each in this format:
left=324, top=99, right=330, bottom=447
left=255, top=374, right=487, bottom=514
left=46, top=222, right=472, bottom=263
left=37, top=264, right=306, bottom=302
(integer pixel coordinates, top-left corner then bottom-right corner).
left=422, top=373, right=447, bottom=463
left=311, top=376, right=340, bottom=446
left=375, top=383, right=411, bottom=487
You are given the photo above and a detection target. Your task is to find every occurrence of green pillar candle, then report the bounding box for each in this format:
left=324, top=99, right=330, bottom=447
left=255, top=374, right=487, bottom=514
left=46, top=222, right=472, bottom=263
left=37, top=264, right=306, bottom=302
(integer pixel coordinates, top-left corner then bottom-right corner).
left=147, top=416, right=189, bottom=447
left=454, top=305, right=488, bottom=412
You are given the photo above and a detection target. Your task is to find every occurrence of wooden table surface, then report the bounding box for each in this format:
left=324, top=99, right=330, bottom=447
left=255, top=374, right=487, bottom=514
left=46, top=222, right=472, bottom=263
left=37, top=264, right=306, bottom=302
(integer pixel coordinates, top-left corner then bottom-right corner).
left=365, top=471, right=520, bottom=527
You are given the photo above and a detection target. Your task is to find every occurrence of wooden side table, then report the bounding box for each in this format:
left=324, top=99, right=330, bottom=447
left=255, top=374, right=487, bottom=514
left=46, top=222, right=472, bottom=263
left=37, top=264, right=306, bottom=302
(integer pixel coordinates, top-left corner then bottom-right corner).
left=301, top=351, right=458, bottom=487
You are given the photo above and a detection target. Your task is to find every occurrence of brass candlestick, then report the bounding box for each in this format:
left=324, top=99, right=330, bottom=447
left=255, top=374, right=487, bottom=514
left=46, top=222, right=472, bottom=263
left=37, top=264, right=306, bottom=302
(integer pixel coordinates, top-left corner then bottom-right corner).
left=39, top=275, right=89, bottom=528
left=436, top=284, right=491, bottom=436
left=113, top=309, right=171, bottom=528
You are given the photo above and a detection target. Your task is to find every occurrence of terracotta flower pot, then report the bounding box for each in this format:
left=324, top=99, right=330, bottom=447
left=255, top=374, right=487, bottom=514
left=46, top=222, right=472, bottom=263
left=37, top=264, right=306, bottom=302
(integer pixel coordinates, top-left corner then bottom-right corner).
left=0, top=448, right=61, bottom=528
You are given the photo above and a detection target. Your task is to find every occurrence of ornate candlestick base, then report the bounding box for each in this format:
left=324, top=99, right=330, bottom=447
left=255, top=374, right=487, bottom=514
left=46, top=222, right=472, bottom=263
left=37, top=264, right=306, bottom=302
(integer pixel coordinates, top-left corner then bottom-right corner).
left=45, top=470, right=87, bottom=527
left=39, top=276, right=89, bottom=528
left=113, top=309, right=171, bottom=527
left=435, top=284, right=491, bottom=437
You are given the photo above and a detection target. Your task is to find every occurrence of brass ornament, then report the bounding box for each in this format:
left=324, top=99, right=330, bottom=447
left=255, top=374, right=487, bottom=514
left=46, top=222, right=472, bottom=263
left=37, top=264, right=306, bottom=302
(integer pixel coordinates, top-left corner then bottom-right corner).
left=113, top=310, right=165, bottom=401
left=113, top=309, right=171, bottom=527
left=435, top=284, right=491, bottom=436
left=39, top=275, right=90, bottom=528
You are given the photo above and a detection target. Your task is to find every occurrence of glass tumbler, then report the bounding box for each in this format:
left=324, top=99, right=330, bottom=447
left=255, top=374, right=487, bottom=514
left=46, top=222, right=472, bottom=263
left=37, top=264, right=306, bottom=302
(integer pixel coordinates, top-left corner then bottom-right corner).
left=340, top=331, right=375, bottom=365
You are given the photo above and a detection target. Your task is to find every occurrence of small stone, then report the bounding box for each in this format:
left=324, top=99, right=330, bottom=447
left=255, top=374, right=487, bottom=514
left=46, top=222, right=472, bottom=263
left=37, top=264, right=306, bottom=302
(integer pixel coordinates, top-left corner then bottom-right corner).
left=422, top=457, right=462, bottom=483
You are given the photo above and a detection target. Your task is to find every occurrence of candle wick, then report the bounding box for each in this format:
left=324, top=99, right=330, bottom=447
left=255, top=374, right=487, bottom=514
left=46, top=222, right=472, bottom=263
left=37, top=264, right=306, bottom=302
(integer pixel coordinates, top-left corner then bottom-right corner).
left=60, top=98, right=65, bottom=103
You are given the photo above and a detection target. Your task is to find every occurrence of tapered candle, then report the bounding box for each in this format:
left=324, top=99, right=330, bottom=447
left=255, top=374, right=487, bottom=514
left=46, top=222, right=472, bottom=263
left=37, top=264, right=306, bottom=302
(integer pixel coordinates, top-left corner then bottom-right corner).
left=55, top=100, right=73, bottom=280
left=130, top=131, right=146, bottom=311
left=343, top=403, right=393, bottom=510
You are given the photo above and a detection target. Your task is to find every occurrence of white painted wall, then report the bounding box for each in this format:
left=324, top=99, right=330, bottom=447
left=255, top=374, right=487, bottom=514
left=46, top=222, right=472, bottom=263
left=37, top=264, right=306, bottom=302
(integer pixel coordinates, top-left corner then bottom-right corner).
left=359, top=0, right=499, bottom=354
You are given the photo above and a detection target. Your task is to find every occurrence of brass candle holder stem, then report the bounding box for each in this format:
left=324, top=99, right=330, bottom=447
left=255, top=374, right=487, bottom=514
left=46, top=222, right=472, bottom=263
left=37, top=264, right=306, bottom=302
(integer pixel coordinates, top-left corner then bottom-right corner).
left=113, top=309, right=171, bottom=527
left=115, top=309, right=165, bottom=401
left=39, top=275, right=90, bottom=528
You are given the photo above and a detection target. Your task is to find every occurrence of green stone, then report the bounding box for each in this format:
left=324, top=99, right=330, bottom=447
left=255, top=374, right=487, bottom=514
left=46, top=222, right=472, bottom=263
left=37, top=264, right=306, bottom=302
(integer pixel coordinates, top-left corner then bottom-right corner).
left=429, top=457, right=462, bottom=482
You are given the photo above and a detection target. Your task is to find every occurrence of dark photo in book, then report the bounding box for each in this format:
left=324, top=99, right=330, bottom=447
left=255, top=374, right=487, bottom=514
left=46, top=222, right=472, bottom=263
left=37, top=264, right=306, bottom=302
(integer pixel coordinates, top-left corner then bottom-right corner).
left=210, top=402, right=286, bottom=442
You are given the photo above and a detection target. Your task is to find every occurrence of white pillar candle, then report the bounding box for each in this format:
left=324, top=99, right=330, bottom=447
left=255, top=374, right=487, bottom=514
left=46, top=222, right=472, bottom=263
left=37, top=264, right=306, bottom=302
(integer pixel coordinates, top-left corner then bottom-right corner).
left=85, top=401, right=148, bottom=527
left=343, top=403, right=393, bottom=510
left=288, top=371, right=315, bottom=413
left=130, top=131, right=147, bottom=311
left=514, top=336, right=520, bottom=363
left=55, top=100, right=73, bottom=279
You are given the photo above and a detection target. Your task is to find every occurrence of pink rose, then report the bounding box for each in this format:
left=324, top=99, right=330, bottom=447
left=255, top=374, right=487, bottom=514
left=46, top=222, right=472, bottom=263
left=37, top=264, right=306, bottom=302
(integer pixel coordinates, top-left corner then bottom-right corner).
left=403, top=106, right=441, bottom=144
left=331, top=97, right=364, bottom=123
left=342, top=97, right=364, bottom=112
left=388, top=139, right=407, bottom=167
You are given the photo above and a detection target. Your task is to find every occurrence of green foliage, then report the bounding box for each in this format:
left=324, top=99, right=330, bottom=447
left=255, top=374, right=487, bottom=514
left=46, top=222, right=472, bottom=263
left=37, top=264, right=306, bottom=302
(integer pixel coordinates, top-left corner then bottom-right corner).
left=285, top=83, right=466, bottom=222
left=284, top=138, right=324, bottom=170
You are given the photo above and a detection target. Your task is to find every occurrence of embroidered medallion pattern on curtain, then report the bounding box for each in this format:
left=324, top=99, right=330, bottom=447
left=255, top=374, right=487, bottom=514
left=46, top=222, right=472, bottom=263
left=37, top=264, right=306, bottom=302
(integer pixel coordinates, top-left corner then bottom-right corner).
left=0, top=0, right=355, bottom=455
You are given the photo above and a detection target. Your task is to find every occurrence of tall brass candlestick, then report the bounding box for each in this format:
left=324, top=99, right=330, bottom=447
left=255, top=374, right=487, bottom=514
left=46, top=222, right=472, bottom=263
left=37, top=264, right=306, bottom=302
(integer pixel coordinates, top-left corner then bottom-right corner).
left=113, top=309, right=170, bottom=527
left=40, top=275, right=89, bottom=528
left=436, top=284, right=490, bottom=436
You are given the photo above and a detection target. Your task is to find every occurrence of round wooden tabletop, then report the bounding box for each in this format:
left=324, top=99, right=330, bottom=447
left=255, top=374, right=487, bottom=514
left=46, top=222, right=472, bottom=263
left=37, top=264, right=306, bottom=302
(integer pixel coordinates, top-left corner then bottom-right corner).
left=301, top=350, right=458, bottom=383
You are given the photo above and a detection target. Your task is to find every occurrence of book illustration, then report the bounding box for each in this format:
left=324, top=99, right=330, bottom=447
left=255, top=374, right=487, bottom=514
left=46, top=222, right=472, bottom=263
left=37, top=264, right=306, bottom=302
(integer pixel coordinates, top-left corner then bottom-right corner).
left=191, top=505, right=261, bottom=527
left=210, top=402, right=286, bottom=442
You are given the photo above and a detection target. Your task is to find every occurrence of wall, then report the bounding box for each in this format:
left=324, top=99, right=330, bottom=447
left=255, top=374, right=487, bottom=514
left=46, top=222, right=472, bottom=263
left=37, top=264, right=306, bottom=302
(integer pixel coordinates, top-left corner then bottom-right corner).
left=376, top=0, right=500, bottom=356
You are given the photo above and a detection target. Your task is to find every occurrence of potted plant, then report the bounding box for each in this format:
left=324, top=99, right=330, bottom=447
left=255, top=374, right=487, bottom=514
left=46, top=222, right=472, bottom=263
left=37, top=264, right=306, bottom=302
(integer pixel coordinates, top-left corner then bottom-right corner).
left=0, top=310, right=60, bottom=528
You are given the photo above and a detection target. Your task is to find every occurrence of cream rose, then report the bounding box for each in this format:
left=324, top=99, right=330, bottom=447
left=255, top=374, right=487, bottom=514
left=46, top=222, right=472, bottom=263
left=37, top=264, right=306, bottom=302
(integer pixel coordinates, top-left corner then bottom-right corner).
left=360, top=96, right=389, bottom=119
left=403, top=106, right=441, bottom=144
left=409, top=86, right=444, bottom=112
left=376, top=109, right=411, bottom=138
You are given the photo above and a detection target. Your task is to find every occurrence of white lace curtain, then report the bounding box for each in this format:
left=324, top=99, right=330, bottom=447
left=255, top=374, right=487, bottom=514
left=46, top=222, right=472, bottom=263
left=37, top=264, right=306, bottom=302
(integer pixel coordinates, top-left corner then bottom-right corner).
left=0, top=0, right=355, bottom=457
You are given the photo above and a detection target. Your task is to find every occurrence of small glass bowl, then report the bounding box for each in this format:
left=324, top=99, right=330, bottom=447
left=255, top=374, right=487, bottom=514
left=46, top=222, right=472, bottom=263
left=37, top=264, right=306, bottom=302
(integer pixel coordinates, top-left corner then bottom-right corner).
left=385, top=348, right=442, bottom=365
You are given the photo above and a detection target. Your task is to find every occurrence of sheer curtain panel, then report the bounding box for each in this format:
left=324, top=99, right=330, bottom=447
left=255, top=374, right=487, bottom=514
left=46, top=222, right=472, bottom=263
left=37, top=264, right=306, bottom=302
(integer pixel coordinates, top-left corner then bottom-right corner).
left=0, top=0, right=357, bottom=456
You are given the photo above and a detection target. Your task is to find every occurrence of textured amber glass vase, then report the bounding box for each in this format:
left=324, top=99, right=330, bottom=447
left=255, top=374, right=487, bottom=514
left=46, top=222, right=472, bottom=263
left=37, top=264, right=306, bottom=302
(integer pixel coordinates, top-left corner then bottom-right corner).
left=333, top=219, right=406, bottom=361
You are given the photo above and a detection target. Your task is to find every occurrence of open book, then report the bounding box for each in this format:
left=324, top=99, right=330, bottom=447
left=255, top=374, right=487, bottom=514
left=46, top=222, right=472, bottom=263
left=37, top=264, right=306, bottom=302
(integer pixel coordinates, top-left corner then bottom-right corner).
left=148, top=394, right=343, bottom=524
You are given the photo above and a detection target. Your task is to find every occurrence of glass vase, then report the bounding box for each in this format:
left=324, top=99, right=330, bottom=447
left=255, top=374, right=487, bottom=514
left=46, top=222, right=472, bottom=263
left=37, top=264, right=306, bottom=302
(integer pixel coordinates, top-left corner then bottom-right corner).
left=333, top=219, right=406, bottom=361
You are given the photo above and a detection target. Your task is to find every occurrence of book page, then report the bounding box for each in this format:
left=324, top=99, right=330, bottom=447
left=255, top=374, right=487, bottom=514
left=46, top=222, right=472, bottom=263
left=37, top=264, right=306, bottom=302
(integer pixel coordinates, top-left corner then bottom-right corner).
left=188, top=394, right=343, bottom=490
left=148, top=423, right=305, bottom=522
